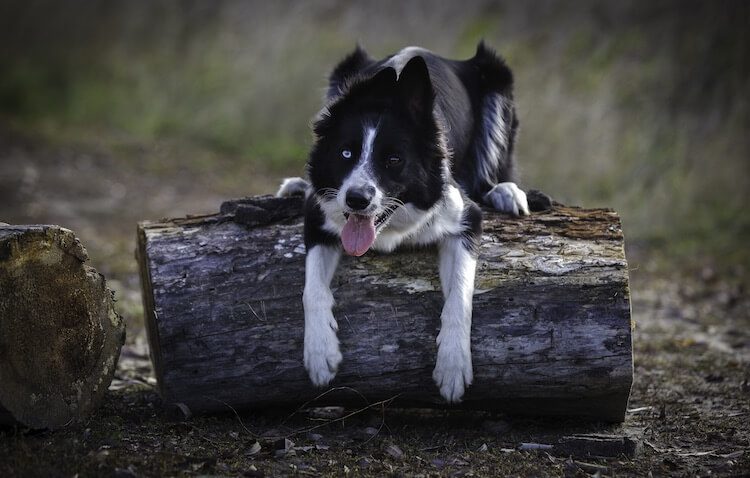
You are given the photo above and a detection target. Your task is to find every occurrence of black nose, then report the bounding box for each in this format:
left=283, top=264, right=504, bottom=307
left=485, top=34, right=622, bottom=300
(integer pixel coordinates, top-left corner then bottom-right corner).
left=345, top=187, right=375, bottom=211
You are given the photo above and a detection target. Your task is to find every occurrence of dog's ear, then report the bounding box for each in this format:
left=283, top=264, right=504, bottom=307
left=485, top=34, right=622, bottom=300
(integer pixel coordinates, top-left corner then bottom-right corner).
left=361, top=66, right=397, bottom=99
left=328, top=44, right=374, bottom=99
left=397, top=56, right=434, bottom=121
left=339, top=66, right=397, bottom=105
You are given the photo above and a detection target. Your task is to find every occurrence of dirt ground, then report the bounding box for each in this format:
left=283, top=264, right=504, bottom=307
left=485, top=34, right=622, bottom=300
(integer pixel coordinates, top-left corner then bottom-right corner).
left=1, top=126, right=748, bottom=477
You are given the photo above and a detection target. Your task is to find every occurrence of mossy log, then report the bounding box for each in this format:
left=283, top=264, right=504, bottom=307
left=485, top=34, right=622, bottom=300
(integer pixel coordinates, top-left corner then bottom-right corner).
left=137, top=196, right=633, bottom=422
left=0, top=225, right=125, bottom=429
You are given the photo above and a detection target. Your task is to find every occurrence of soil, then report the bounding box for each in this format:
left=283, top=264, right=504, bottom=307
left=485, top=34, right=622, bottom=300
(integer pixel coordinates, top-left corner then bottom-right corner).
left=0, top=126, right=748, bottom=477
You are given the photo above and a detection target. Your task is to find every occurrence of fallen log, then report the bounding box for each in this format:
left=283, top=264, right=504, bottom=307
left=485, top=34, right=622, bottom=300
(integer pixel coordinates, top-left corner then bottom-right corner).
left=137, top=195, right=633, bottom=421
left=0, top=225, right=125, bottom=429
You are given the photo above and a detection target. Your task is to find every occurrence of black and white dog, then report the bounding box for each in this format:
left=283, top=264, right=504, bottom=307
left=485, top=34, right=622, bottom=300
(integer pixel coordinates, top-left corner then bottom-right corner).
left=278, top=42, right=532, bottom=403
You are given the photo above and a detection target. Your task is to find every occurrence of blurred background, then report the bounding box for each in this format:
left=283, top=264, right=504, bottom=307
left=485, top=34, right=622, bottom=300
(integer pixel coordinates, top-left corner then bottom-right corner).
left=0, top=0, right=748, bottom=330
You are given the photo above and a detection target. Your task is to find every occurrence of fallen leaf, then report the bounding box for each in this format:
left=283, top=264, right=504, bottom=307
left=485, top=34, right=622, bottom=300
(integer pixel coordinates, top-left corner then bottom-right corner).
left=384, top=444, right=404, bottom=460
left=246, top=441, right=261, bottom=456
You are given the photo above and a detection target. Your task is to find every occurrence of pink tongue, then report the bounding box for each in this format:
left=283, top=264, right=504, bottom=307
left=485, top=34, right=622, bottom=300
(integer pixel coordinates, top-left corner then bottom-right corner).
left=341, top=214, right=376, bottom=256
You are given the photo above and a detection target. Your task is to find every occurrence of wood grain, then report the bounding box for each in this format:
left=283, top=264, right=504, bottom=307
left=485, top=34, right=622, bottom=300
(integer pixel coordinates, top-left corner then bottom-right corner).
left=0, top=225, right=125, bottom=428
left=138, top=196, right=633, bottom=421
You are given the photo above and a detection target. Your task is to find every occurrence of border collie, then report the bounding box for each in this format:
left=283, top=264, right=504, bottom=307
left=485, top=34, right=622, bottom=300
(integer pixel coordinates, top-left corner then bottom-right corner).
left=278, top=42, right=531, bottom=403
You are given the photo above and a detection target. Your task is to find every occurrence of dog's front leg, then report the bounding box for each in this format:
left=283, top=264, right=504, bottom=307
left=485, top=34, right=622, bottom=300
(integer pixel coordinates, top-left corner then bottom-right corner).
left=433, top=235, right=478, bottom=403
left=303, top=244, right=343, bottom=386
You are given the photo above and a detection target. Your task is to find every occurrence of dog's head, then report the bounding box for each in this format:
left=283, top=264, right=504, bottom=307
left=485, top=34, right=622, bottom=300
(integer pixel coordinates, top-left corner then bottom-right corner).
left=307, top=56, right=449, bottom=256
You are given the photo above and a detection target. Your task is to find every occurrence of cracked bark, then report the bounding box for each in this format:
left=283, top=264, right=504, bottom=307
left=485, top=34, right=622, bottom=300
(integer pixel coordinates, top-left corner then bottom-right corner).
left=137, top=195, right=633, bottom=421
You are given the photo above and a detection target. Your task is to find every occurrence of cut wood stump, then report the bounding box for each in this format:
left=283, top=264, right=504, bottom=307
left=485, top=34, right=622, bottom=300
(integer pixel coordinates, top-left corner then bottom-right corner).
left=137, top=195, right=633, bottom=421
left=0, top=225, right=125, bottom=429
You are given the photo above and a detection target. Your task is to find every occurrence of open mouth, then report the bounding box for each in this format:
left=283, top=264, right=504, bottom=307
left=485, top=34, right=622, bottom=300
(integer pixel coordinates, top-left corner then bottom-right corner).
left=343, top=210, right=392, bottom=229
left=340, top=209, right=394, bottom=257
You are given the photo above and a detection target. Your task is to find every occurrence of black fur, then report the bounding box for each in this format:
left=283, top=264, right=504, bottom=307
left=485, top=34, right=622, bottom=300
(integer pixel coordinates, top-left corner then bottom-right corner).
left=324, top=42, right=519, bottom=205
left=305, top=42, right=521, bottom=250
left=460, top=200, right=483, bottom=255
left=303, top=196, right=340, bottom=250
left=306, top=58, right=448, bottom=248
left=326, top=44, right=374, bottom=99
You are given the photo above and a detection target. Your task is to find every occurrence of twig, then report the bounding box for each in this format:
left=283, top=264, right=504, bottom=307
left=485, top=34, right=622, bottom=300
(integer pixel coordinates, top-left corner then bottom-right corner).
left=281, top=386, right=370, bottom=425
left=356, top=398, right=393, bottom=448
left=201, top=396, right=260, bottom=438
left=287, top=394, right=402, bottom=438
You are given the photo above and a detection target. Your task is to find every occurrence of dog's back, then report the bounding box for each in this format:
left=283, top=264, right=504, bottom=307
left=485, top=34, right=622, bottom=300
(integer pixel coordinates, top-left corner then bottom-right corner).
left=325, top=42, right=519, bottom=206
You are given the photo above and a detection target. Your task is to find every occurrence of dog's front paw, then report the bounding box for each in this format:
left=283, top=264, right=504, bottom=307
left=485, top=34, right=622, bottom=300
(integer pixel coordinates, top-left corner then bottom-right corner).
left=277, top=177, right=310, bottom=198
left=304, top=328, right=342, bottom=387
left=432, top=333, right=473, bottom=403
left=483, top=182, right=530, bottom=216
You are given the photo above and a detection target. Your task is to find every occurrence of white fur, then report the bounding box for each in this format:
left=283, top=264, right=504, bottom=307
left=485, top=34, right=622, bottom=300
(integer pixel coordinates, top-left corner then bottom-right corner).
left=484, top=182, right=530, bottom=216
left=474, top=94, right=510, bottom=186
left=433, top=236, right=476, bottom=402
left=473, top=93, right=530, bottom=216
left=277, top=177, right=310, bottom=198
left=299, top=118, right=481, bottom=402
left=310, top=179, right=478, bottom=402
left=302, top=245, right=343, bottom=386
left=320, top=183, right=466, bottom=254
left=385, top=46, right=430, bottom=75
left=375, top=184, right=465, bottom=251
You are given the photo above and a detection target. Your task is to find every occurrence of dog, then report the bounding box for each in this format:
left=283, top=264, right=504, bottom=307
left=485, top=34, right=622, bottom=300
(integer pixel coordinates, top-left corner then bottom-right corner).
left=277, top=42, right=535, bottom=403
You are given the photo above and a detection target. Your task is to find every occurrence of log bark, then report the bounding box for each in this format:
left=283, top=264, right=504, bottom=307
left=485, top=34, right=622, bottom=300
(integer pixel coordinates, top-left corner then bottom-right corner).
left=137, top=196, right=633, bottom=422
left=0, top=225, right=125, bottom=429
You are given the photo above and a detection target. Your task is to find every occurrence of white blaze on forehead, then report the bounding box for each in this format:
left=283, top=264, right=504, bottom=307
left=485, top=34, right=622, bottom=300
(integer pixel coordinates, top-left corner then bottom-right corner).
left=361, top=124, right=378, bottom=166
left=339, top=123, right=383, bottom=213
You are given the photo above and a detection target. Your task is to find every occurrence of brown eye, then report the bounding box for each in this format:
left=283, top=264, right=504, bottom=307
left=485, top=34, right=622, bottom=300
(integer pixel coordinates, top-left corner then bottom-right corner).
left=387, top=156, right=401, bottom=166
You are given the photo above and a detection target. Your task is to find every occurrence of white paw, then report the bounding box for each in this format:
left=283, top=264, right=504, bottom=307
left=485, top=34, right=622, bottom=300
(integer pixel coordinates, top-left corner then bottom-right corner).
left=277, top=177, right=309, bottom=197
left=432, top=331, right=473, bottom=403
left=483, top=182, right=529, bottom=216
left=303, top=321, right=342, bottom=387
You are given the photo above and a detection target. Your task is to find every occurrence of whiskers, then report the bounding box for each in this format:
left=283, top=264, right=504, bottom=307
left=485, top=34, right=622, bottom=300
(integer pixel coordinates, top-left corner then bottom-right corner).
left=312, top=188, right=410, bottom=224
left=381, top=196, right=411, bottom=220
left=313, top=187, right=340, bottom=207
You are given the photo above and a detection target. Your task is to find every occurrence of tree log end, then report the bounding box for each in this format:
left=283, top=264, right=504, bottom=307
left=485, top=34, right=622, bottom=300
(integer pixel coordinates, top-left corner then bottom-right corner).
left=0, top=225, right=125, bottom=429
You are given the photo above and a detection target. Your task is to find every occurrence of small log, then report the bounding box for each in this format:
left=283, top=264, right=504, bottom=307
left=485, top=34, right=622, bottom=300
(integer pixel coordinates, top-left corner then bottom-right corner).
left=0, top=225, right=125, bottom=429
left=137, top=196, right=633, bottom=421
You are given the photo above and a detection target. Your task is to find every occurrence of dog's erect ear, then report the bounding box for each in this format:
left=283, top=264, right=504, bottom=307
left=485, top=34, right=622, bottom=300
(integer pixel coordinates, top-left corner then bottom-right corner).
left=339, top=66, right=397, bottom=105
left=397, top=56, right=434, bottom=121
left=328, top=44, right=374, bottom=99
left=360, top=66, right=398, bottom=99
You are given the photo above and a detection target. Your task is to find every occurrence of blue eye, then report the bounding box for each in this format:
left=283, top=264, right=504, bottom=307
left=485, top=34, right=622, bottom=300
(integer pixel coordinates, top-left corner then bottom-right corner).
left=341, top=149, right=352, bottom=159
